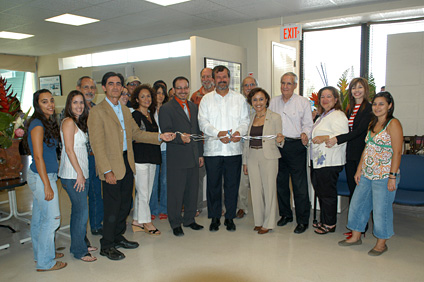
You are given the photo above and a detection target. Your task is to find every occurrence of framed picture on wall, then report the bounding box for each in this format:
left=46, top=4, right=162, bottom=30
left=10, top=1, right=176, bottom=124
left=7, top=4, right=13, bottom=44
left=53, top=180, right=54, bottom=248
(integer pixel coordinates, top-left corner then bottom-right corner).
left=204, top=57, right=241, bottom=93
left=39, top=75, right=62, bottom=96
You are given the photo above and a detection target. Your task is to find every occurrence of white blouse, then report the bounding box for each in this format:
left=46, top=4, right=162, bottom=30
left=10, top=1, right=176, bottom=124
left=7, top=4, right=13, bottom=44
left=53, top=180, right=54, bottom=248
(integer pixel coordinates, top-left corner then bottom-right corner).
left=58, top=119, right=89, bottom=179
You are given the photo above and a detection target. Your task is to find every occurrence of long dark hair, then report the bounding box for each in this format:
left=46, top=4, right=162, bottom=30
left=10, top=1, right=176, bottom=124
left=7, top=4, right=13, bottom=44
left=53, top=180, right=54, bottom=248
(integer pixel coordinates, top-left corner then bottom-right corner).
left=346, top=77, right=370, bottom=115
left=131, top=84, right=156, bottom=115
left=153, top=84, right=169, bottom=105
left=369, top=91, right=395, bottom=133
left=64, top=90, right=89, bottom=133
left=24, top=89, right=60, bottom=150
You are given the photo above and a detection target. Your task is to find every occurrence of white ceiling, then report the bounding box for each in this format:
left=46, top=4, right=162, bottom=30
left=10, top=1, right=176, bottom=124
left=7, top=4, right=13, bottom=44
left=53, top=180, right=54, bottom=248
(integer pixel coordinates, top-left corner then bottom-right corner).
left=0, top=0, right=418, bottom=56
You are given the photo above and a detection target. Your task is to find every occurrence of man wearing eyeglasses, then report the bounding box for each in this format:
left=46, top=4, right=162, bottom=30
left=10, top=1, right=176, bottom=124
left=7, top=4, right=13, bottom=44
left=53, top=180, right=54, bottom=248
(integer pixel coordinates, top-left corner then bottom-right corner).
left=199, top=65, right=250, bottom=232
left=125, top=76, right=141, bottom=108
left=159, top=76, right=204, bottom=237
left=269, top=72, right=313, bottom=234
left=235, top=76, right=258, bottom=219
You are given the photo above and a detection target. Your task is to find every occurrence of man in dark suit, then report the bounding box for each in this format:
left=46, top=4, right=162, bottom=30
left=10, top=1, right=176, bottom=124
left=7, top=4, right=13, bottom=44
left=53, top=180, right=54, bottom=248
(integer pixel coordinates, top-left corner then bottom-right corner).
left=159, top=76, right=204, bottom=237
left=88, top=72, right=174, bottom=260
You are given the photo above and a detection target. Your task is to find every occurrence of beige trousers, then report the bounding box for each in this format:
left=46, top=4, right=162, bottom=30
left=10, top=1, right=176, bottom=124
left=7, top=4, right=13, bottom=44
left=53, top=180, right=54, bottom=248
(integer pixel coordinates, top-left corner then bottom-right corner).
left=247, top=148, right=278, bottom=229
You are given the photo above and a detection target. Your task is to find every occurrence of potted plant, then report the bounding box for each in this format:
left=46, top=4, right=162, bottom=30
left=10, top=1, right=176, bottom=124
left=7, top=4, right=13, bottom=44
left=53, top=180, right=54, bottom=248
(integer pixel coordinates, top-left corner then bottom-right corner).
left=0, top=76, right=30, bottom=179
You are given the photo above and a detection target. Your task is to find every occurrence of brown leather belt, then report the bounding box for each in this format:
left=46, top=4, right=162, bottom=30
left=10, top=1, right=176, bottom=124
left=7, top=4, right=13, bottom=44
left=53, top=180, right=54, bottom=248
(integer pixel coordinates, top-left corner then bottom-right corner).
left=250, top=146, right=263, bottom=149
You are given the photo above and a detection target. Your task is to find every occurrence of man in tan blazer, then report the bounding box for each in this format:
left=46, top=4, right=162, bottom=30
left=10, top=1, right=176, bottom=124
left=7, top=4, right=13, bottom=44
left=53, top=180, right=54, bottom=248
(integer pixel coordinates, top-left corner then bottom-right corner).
left=88, top=72, right=174, bottom=261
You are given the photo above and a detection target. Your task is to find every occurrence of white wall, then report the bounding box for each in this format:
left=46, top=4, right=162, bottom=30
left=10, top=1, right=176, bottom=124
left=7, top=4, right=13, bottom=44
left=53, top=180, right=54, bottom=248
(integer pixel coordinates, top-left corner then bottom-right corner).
left=257, top=27, right=300, bottom=97
left=190, top=36, right=247, bottom=92
left=386, top=31, right=424, bottom=135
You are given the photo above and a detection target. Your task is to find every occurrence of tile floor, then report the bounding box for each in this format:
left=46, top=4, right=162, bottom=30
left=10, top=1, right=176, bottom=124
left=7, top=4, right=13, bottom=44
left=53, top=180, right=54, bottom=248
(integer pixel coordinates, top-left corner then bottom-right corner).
left=1, top=182, right=423, bottom=282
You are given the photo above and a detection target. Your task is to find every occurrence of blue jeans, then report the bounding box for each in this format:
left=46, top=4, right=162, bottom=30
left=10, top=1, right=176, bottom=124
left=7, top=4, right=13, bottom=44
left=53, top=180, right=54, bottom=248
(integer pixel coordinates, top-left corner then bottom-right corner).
left=347, top=176, right=399, bottom=239
left=150, top=151, right=167, bottom=215
left=61, top=178, right=89, bottom=259
left=28, top=170, right=60, bottom=270
left=88, top=154, right=103, bottom=231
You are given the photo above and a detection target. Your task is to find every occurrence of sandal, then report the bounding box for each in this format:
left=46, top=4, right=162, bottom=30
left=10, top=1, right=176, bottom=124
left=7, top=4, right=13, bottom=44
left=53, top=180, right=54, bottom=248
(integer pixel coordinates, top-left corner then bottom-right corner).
left=81, top=253, right=97, bottom=262
left=144, top=228, right=161, bottom=235
left=35, top=252, right=63, bottom=263
left=132, top=223, right=144, bottom=232
left=312, top=222, right=323, bottom=228
left=87, top=246, right=98, bottom=252
left=37, top=261, right=67, bottom=272
left=314, top=225, right=336, bottom=235
left=159, top=213, right=168, bottom=220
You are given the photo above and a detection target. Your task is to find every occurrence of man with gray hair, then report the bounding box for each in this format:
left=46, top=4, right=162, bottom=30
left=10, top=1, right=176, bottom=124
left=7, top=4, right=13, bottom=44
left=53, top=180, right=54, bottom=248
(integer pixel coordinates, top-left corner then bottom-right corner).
left=269, top=72, right=313, bottom=234
left=190, top=67, right=215, bottom=216
left=236, top=76, right=258, bottom=218
left=190, top=67, right=215, bottom=106
left=76, top=76, right=104, bottom=235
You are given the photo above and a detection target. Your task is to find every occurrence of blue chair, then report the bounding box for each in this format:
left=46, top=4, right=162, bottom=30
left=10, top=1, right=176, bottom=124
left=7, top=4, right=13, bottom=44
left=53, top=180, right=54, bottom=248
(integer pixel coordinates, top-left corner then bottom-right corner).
left=394, top=155, right=424, bottom=206
left=337, top=166, right=350, bottom=197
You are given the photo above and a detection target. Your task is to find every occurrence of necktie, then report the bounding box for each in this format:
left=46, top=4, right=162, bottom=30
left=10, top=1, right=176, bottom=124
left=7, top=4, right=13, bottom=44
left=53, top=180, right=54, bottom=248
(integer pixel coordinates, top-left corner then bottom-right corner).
left=183, top=103, right=190, bottom=119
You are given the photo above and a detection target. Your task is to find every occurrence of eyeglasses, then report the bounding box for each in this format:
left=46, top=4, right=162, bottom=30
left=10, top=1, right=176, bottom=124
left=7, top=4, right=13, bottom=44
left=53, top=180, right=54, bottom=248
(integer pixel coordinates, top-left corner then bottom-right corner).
left=82, top=86, right=97, bottom=90
left=244, top=83, right=256, bottom=88
left=128, top=82, right=140, bottom=87
left=175, top=87, right=189, bottom=91
left=122, top=93, right=130, bottom=96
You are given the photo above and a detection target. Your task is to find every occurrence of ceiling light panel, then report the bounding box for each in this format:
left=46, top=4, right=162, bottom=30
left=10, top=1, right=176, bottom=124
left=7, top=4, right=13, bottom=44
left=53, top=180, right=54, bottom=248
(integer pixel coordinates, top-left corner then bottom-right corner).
left=45, top=13, right=99, bottom=26
left=0, top=31, right=34, bottom=40
left=145, top=0, right=191, bottom=6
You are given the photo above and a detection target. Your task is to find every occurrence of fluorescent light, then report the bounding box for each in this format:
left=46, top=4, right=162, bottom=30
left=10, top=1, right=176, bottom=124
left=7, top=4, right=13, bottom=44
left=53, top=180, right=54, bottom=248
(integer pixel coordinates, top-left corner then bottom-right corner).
left=145, top=0, right=191, bottom=6
left=45, top=13, right=99, bottom=26
left=0, top=31, right=34, bottom=40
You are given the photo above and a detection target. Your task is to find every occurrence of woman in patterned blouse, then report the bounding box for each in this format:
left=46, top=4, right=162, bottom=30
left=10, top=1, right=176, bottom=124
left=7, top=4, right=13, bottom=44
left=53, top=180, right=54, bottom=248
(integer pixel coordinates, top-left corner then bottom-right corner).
left=338, top=92, right=403, bottom=256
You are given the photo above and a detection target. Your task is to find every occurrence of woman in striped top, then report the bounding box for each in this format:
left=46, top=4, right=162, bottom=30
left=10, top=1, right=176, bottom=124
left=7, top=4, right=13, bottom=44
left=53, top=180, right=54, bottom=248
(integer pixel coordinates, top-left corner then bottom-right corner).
left=59, top=90, right=97, bottom=262
left=326, top=78, right=372, bottom=200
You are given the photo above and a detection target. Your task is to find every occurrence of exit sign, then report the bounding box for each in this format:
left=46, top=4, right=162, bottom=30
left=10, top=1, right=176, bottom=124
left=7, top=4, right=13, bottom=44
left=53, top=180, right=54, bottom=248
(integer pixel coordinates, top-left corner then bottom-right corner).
left=280, top=24, right=302, bottom=42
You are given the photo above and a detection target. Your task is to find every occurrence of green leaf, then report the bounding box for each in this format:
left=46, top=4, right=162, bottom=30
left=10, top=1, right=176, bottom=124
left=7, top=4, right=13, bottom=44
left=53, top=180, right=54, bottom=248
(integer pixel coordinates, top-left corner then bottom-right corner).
left=0, top=111, right=14, bottom=131
left=0, top=134, right=12, bottom=149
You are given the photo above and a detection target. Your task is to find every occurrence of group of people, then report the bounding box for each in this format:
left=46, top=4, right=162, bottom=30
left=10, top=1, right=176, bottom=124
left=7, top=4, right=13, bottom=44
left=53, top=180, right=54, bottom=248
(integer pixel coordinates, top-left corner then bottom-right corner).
left=24, top=66, right=403, bottom=271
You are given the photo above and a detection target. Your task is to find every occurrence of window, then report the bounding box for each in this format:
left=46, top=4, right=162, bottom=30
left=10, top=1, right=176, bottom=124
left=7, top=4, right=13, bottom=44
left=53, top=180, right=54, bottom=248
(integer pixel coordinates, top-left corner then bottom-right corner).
left=0, top=69, right=35, bottom=113
left=302, top=26, right=361, bottom=98
left=369, top=19, right=424, bottom=89
left=59, top=40, right=191, bottom=70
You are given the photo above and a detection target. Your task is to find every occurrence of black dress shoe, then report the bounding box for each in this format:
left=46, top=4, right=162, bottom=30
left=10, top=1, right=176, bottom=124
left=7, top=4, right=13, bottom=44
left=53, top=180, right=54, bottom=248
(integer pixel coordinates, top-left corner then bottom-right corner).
left=209, top=218, right=220, bottom=232
left=115, top=238, right=139, bottom=249
left=294, top=224, right=308, bottom=234
left=173, top=226, right=184, bottom=237
left=100, top=247, right=125, bottom=260
left=91, top=228, right=103, bottom=236
left=184, top=222, right=204, bottom=230
left=277, top=216, right=293, bottom=227
left=224, top=219, right=236, bottom=231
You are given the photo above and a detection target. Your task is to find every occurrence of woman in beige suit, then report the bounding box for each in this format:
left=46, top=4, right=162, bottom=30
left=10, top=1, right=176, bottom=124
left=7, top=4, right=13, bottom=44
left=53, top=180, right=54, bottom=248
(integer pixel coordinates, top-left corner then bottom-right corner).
left=243, top=88, right=284, bottom=234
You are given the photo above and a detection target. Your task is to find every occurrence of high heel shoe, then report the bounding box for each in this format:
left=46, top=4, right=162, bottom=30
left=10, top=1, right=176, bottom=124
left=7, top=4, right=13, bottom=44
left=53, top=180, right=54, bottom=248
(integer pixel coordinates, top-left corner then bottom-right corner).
left=345, top=231, right=366, bottom=240
left=132, top=224, right=144, bottom=232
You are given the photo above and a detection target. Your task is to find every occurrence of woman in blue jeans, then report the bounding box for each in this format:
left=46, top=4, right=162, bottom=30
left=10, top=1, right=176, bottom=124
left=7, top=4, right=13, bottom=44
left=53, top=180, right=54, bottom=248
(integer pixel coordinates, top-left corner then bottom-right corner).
left=339, top=92, right=403, bottom=256
left=150, top=84, right=169, bottom=220
left=24, top=89, right=67, bottom=271
left=58, top=90, right=97, bottom=262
